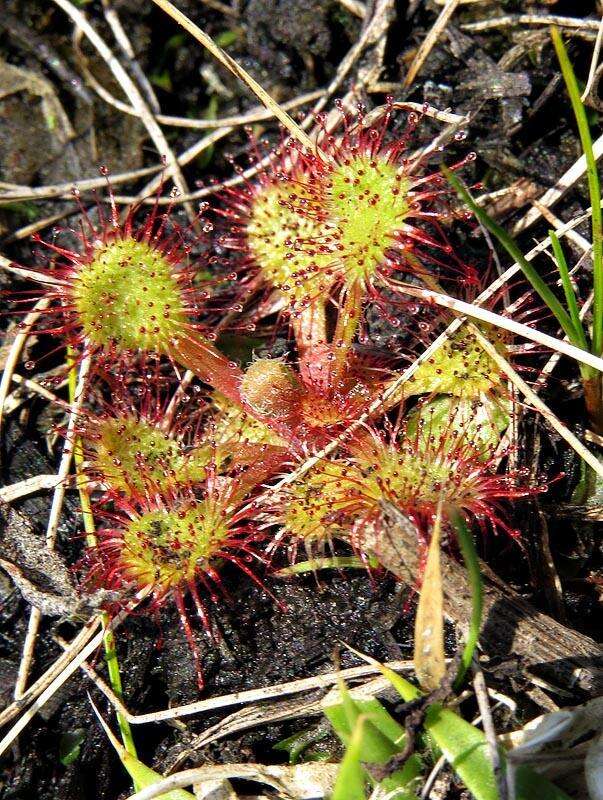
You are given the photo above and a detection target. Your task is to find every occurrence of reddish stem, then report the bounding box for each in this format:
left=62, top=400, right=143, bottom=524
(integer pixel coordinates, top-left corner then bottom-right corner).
left=292, top=301, right=328, bottom=387
left=169, top=332, right=244, bottom=406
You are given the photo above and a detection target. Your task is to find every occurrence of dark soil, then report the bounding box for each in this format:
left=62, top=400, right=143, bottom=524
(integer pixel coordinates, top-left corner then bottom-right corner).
left=0, top=2, right=602, bottom=799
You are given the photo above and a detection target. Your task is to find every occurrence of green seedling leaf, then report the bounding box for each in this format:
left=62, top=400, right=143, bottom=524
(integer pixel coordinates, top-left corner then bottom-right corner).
left=331, top=716, right=370, bottom=800
left=273, top=727, right=330, bottom=764
left=275, top=555, right=378, bottom=576
left=443, top=166, right=583, bottom=350
left=345, top=648, right=572, bottom=800
left=90, top=700, right=194, bottom=800
left=512, top=764, right=578, bottom=800
left=214, top=29, right=241, bottom=48
left=414, top=501, right=446, bottom=691
left=326, top=697, right=405, bottom=748
left=164, top=33, right=187, bottom=51
left=551, top=26, right=603, bottom=357
left=59, top=729, right=86, bottom=766
left=423, top=703, right=498, bottom=800
left=326, top=678, right=421, bottom=798
left=336, top=676, right=399, bottom=759
left=346, top=659, right=495, bottom=797
left=2, top=201, right=40, bottom=223
left=150, top=70, right=172, bottom=92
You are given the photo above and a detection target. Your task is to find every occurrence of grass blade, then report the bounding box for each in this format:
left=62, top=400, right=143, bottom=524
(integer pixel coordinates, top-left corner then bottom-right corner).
left=443, top=166, right=583, bottom=348
left=451, top=512, right=483, bottom=689
left=331, top=716, right=369, bottom=800
left=347, top=649, right=573, bottom=800
left=326, top=678, right=421, bottom=799
left=549, top=230, right=590, bottom=357
left=551, top=26, right=603, bottom=356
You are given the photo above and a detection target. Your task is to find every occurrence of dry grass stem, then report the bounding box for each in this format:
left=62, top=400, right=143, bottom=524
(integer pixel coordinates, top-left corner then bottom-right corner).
left=0, top=299, right=50, bottom=442
left=3, top=373, right=65, bottom=415
left=0, top=165, right=162, bottom=202
left=581, top=16, right=603, bottom=102
left=0, top=616, right=102, bottom=728
left=472, top=328, right=603, bottom=477
left=126, top=763, right=338, bottom=800
left=150, top=0, right=318, bottom=155
left=0, top=588, right=150, bottom=752
left=0, top=474, right=66, bottom=503
left=73, top=37, right=324, bottom=131
left=398, top=283, right=603, bottom=375
left=532, top=200, right=593, bottom=254
left=100, top=0, right=161, bottom=114
left=12, top=356, right=91, bottom=699
left=403, top=0, right=462, bottom=88
left=54, top=634, right=132, bottom=719
left=473, top=662, right=508, bottom=800
left=337, top=0, right=366, bottom=18
left=52, top=0, right=197, bottom=224
left=1, top=625, right=108, bottom=754
left=124, top=660, right=413, bottom=724
left=305, top=0, right=394, bottom=119
left=513, top=133, right=603, bottom=234
left=5, top=208, right=81, bottom=242
left=462, top=15, right=602, bottom=34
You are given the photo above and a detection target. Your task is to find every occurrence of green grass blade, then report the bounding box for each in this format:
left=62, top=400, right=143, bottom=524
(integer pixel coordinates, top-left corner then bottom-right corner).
left=348, top=650, right=573, bottom=800
left=68, top=350, right=139, bottom=774
left=451, top=512, right=483, bottom=689
left=331, top=676, right=405, bottom=762
left=326, top=698, right=406, bottom=751
left=326, top=680, right=421, bottom=798
left=551, top=26, right=603, bottom=356
left=341, top=657, right=499, bottom=800
left=549, top=230, right=590, bottom=355
left=331, top=716, right=369, bottom=800
left=443, top=166, right=583, bottom=348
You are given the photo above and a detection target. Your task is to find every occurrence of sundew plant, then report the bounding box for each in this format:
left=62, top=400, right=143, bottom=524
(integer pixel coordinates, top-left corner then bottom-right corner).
left=1, top=7, right=601, bottom=800
left=5, top=100, right=538, bottom=685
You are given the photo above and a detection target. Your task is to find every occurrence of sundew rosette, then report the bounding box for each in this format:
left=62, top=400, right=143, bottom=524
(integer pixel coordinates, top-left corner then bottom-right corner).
left=266, top=399, right=544, bottom=561
left=84, top=468, right=277, bottom=690
left=216, top=100, right=479, bottom=379
left=6, top=185, right=244, bottom=405
left=75, top=385, right=212, bottom=496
